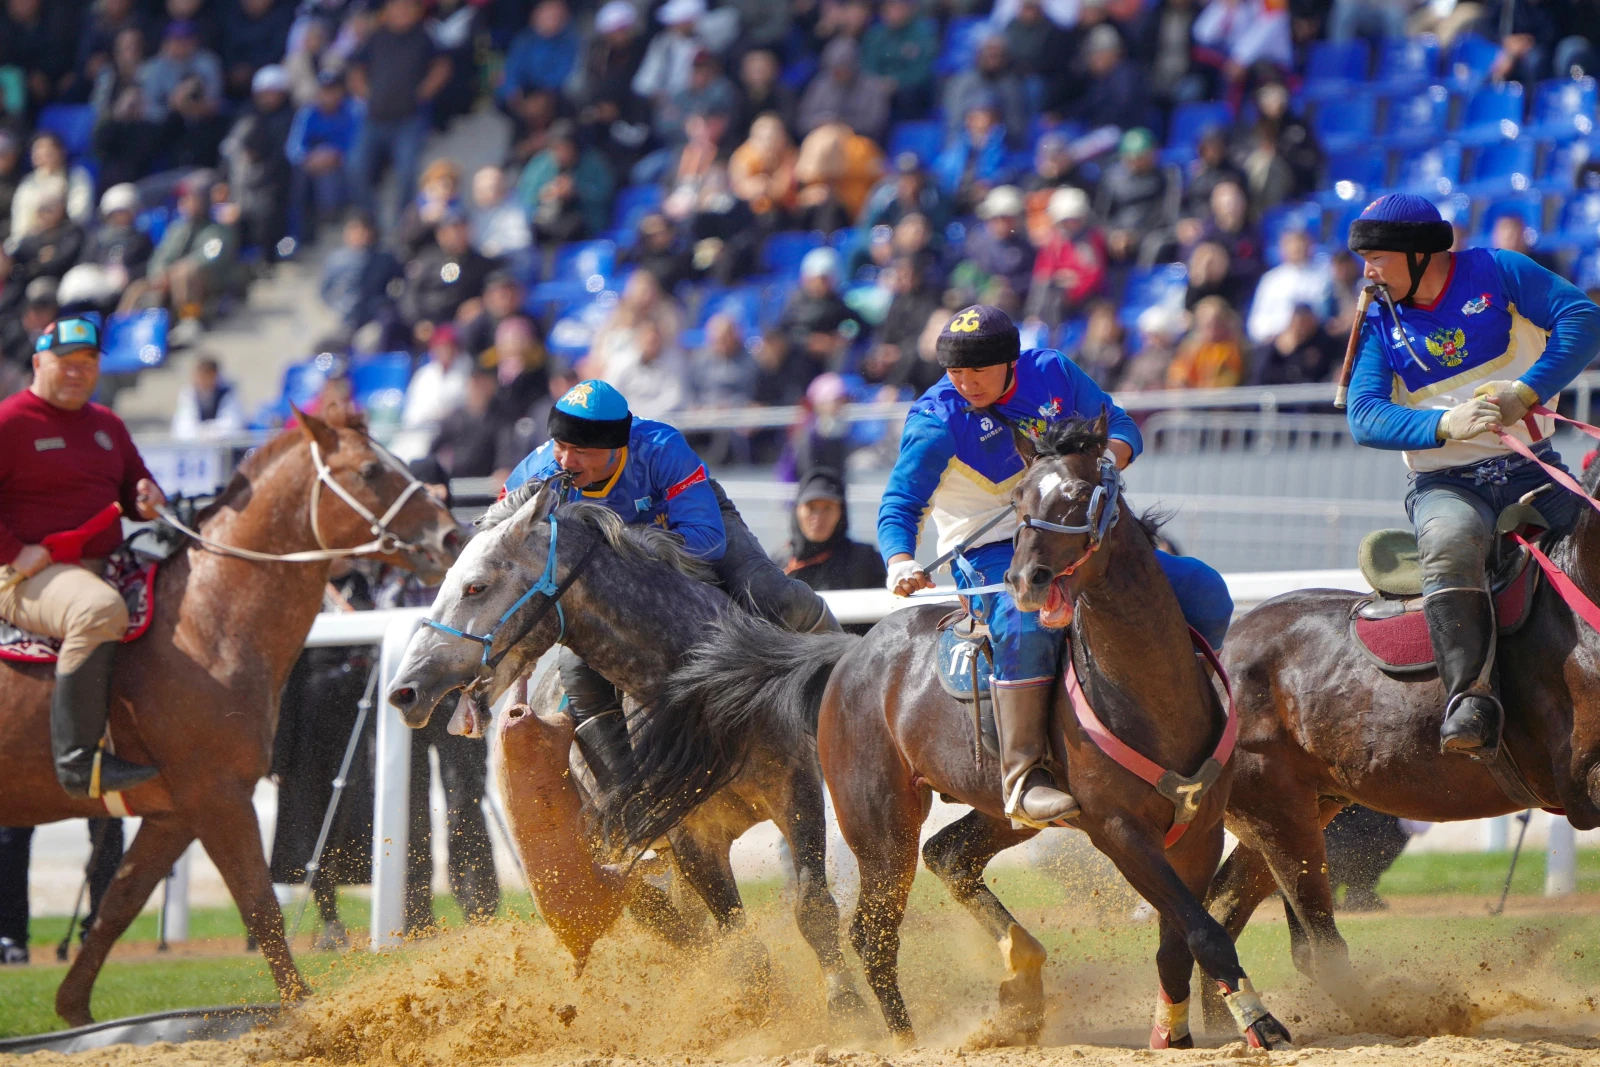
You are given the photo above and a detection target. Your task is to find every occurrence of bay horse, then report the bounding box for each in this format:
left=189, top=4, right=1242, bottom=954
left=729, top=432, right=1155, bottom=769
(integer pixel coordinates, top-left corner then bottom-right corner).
left=604, top=415, right=1292, bottom=1050
left=384, top=479, right=866, bottom=1016
left=0, top=410, right=461, bottom=1025
left=1202, top=442, right=1600, bottom=1030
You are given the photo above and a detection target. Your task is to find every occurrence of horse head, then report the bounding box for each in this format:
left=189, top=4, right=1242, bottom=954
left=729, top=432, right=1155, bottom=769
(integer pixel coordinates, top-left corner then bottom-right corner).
left=1006, top=411, right=1121, bottom=629
left=292, top=405, right=464, bottom=583
left=386, top=475, right=570, bottom=735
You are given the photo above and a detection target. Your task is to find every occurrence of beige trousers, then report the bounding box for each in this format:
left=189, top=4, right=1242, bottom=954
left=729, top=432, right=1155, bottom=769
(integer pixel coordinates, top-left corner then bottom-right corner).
left=0, top=560, right=128, bottom=673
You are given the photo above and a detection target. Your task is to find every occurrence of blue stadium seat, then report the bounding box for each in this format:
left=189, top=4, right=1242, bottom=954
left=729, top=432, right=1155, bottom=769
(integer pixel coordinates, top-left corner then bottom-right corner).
left=1379, top=85, right=1451, bottom=147
left=1526, top=77, right=1598, bottom=142
left=761, top=231, right=826, bottom=277
left=1445, top=34, right=1501, bottom=92
left=1457, top=81, right=1526, bottom=143
left=1464, top=135, right=1538, bottom=192
left=1055, top=317, right=1086, bottom=354
left=1478, top=195, right=1544, bottom=239
left=530, top=239, right=617, bottom=305
left=1373, top=35, right=1440, bottom=91
left=136, top=205, right=173, bottom=245
left=1322, top=198, right=1367, bottom=246
left=1261, top=202, right=1325, bottom=265
left=935, top=15, right=989, bottom=76
left=780, top=55, right=818, bottom=91
left=36, top=104, right=96, bottom=159
left=1166, top=101, right=1233, bottom=155
left=1556, top=190, right=1600, bottom=244
left=348, top=352, right=412, bottom=408
left=1398, top=140, right=1464, bottom=194
left=887, top=121, right=943, bottom=165
left=695, top=285, right=765, bottom=330
left=1303, top=40, right=1371, bottom=100
left=1325, top=149, right=1389, bottom=191
left=1118, top=263, right=1188, bottom=329
left=99, top=310, right=169, bottom=375
left=1311, top=93, right=1379, bottom=153
left=611, top=184, right=663, bottom=231
left=1575, top=248, right=1600, bottom=289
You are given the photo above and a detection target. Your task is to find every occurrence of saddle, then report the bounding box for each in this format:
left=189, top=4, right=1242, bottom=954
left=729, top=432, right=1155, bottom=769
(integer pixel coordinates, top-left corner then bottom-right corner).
left=1349, top=512, right=1543, bottom=674
left=0, top=554, right=158, bottom=665
left=935, top=611, right=999, bottom=760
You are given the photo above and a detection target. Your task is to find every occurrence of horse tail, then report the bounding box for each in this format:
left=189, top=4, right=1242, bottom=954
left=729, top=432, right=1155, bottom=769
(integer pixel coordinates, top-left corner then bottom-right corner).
left=600, top=611, right=857, bottom=851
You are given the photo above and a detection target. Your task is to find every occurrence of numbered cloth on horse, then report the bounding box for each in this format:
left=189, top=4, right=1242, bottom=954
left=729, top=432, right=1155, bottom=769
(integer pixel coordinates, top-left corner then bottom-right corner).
left=935, top=612, right=998, bottom=757
left=0, top=556, right=156, bottom=664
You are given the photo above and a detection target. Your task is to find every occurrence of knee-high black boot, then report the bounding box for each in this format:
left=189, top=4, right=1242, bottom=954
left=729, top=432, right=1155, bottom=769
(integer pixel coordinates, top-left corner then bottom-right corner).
left=52, top=643, right=157, bottom=798
left=1423, top=588, right=1502, bottom=758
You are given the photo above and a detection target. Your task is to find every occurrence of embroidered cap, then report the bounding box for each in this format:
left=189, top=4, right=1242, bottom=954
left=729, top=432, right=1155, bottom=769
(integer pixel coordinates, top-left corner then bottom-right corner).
left=936, top=304, right=1020, bottom=369
left=547, top=379, right=633, bottom=449
left=35, top=316, right=102, bottom=358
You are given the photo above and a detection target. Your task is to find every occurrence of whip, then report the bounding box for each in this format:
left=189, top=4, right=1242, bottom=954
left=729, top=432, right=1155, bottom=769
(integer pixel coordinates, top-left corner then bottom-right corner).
left=1333, top=286, right=1379, bottom=410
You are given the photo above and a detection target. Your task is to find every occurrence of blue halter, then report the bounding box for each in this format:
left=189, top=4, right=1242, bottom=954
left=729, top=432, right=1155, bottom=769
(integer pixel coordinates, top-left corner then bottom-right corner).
left=424, top=515, right=571, bottom=669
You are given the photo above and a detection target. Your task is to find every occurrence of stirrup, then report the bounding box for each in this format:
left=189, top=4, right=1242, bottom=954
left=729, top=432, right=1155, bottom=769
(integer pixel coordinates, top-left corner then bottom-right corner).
left=1440, top=689, right=1504, bottom=761
left=1004, top=774, right=1079, bottom=830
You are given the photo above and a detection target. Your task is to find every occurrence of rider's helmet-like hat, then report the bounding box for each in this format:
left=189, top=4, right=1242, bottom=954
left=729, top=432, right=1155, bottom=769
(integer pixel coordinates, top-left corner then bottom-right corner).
left=1347, top=193, right=1454, bottom=301
left=547, top=379, right=633, bottom=450
left=936, top=304, right=1020, bottom=369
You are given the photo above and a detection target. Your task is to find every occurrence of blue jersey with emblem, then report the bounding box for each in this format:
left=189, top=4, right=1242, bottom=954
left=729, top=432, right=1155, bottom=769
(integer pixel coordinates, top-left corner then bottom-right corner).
left=504, top=418, right=727, bottom=560
left=1347, top=247, right=1600, bottom=471
left=877, top=348, right=1143, bottom=561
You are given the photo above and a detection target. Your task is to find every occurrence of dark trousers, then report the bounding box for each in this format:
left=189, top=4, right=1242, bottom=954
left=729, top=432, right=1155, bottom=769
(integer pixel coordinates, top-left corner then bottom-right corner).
left=0, top=819, right=124, bottom=945
left=405, top=711, right=500, bottom=933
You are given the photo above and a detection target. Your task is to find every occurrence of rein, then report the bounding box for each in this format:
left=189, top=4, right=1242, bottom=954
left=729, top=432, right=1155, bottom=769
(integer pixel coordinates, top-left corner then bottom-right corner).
left=1066, top=628, right=1238, bottom=848
left=156, top=440, right=429, bottom=563
left=423, top=514, right=601, bottom=674
left=1019, top=457, right=1124, bottom=579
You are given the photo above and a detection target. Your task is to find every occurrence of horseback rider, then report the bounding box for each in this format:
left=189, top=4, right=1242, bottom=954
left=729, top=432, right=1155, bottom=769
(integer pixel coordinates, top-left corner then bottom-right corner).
left=1345, top=193, right=1600, bottom=757
left=0, top=316, right=168, bottom=798
left=503, top=378, right=841, bottom=788
left=879, top=304, right=1234, bottom=830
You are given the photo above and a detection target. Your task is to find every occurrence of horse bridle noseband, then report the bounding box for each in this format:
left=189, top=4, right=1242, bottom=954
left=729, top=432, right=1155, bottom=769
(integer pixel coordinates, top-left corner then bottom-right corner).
left=156, top=439, right=433, bottom=563
left=1018, top=457, right=1124, bottom=577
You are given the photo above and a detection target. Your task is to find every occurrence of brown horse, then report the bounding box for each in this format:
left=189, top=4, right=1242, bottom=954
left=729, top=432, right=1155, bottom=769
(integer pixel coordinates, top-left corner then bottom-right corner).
left=0, top=411, right=460, bottom=1025
left=606, top=415, right=1291, bottom=1050
left=1202, top=455, right=1600, bottom=1029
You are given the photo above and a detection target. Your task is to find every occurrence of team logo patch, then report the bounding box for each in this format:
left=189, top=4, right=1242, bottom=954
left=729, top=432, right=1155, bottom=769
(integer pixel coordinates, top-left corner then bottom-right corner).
left=634, top=496, right=653, bottom=512
left=94, top=431, right=114, bottom=451
left=979, top=417, right=994, bottom=432
left=1461, top=294, right=1491, bottom=315
left=34, top=437, right=65, bottom=451
left=1425, top=326, right=1468, bottom=368
left=1037, top=397, right=1062, bottom=419
left=562, top=382, right=596, bottom=409
left=949, top=308, right=982, bottom=333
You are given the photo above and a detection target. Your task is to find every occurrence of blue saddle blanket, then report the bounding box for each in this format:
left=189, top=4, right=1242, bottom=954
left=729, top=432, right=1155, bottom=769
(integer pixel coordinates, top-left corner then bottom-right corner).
left=936, top=625, right=993, bottom=703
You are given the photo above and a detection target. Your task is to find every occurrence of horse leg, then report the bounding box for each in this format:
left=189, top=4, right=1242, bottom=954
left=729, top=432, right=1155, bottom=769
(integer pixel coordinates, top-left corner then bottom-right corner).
left=669, top=827, right=775, bottom=1012
left=55, top=815, right=193, bottom=1026
left=1091, top=817, right=1292, bottom=1050
left=771, top=766, right=867, bottom=1021
left=920, top=810, right=1046, bottom=1047
left=1199, top=842, right=1280, bottom=1035
left=189, top=788, right=308, bottom=1005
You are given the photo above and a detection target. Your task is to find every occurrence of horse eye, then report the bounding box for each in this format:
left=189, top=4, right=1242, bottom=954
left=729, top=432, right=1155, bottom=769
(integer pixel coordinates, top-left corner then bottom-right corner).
left=463, top=581, right=487, bottom=597
left=360, top=461, right=382, bottom=481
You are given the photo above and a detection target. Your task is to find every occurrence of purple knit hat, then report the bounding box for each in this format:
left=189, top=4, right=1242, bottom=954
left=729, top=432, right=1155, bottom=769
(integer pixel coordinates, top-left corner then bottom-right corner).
left=1347, top=193, right=1453, bottom=256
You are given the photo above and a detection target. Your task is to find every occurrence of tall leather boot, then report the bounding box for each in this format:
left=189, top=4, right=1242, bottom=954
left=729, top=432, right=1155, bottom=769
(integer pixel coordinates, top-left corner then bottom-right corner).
left=573, top=709, right=636, bottom=794
left=805, top=601, right=843, bottom=634
left=1422, top=588, right=1503, bottom=758
left=52, top=643, right=157, bottom=798
left=993, top=681, right=1078, bottom=829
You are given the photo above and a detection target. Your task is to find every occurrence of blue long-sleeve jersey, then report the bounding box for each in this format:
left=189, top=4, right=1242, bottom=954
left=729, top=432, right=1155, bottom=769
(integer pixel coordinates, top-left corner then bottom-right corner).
left=878, top=348, right=1143, bottom=562
left=286, top=98, right=363, bottom=166
left=504, top=418, right=727, bottom=560
left=1347, top=247, right=1600, bottom=471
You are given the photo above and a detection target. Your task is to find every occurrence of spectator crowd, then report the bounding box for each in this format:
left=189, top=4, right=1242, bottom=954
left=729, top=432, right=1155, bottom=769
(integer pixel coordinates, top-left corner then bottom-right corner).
left=1, top=0, right=1599, bottom=478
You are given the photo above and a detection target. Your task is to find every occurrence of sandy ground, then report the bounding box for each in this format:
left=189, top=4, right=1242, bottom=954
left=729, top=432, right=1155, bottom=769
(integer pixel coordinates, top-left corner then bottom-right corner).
left=17, top=884, right=1600, bottom=1067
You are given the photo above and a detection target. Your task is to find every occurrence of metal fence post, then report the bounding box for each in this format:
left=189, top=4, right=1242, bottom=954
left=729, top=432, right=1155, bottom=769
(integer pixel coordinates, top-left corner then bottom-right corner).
left=370, top=614, right=422, bottom=949
left=162, top=843, right=191, bottom=943
left=1546, top=815, right=1577, bottom=897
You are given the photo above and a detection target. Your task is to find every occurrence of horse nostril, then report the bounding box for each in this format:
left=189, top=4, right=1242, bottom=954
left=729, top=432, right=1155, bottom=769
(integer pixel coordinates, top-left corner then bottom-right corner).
left=1027, top=564, right=1054, bottom=589
left=389, top=686, right=417, bottom=709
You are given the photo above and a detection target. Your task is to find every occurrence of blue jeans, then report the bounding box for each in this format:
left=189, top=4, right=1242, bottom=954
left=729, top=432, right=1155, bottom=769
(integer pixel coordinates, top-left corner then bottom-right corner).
left=1405, top=444, right=1581, bottom=596
left=291, top=163, right=349, bottom=242
left=349, top=112, right=429, bottom=233
left=1327, top=0, right=1408, bottom=41
left=955, top=541, right=1234, bottom=687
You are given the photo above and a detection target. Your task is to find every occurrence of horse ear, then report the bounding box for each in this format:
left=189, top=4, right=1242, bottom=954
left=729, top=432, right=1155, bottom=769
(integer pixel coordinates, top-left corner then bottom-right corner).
left=1093, top=406, right=1110, bottom=442
left=509, top=476, right=564, bottom=537
left=292, top=403, right=341, bottom=454
left=1012, top=426, right=1040, bottom=466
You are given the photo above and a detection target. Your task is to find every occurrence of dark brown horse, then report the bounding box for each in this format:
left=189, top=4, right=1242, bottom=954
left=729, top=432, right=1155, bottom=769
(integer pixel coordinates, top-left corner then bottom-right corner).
left=0, top=411, right=460, bottom=1025
left=606, top=416, right=1292, bottom=1050
left=1203, top=455, right=1600, bottom=1030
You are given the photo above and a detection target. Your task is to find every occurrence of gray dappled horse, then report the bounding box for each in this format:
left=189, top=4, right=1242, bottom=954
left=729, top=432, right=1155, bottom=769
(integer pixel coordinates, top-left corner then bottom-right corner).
left=386, top=477, right=865, bottom=1017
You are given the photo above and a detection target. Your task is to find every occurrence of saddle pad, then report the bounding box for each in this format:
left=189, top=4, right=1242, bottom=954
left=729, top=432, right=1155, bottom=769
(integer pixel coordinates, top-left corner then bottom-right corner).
left=1351, top=564, right=1535, bottom=672
left=0, top=557, right=157, bottom=664
left=937, top=625, right=993, bottom=703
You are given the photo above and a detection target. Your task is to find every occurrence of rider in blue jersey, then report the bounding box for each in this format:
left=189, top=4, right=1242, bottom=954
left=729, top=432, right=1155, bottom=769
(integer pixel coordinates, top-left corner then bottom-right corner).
left=879, top=305, right=1233, bottom=828
left=1344, top=194, right=1600, bottom=756
left=504, top=380, right=839, bottom=786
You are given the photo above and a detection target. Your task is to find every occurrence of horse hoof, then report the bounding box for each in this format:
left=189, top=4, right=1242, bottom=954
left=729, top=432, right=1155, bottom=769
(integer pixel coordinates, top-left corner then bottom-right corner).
left=1150, top=1025, right=1193, bottom=1050
left=962, top=1014, right=1041, bottom=1049
left=824, top=979, right=869, bottom=1021
left=57, top=1005, right=93, bottom=1029
left=1245, top=1015, right=1293, bottom=1051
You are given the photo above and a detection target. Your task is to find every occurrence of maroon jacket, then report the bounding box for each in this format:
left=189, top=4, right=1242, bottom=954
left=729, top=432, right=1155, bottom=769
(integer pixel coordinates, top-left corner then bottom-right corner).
left=0, top=389, right=153, bottom=566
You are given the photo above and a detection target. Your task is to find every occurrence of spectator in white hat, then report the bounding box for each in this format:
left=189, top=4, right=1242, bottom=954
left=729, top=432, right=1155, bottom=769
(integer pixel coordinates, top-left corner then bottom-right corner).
left=221, top=63, right=296, bottom=258
left=777, top=245, right=865, bottom=360
left=954, top=185, right=1032, bottom=311
left=1027, top=185, right=1107, bottom=323
left=632, top=0, right=708, bottom=103
left=59, top=184, right=154, bottom=312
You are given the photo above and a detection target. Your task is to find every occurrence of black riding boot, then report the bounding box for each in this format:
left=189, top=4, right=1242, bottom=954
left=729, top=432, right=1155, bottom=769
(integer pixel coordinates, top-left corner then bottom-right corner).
left=52, top=643, right=158, bottom=798
left=573, top=711, right=635, bottom=794
left=1423, top=588, right=1502, bottom=758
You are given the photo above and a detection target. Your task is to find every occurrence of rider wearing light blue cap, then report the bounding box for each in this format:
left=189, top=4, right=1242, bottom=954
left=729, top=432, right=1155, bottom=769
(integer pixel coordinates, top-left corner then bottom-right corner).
left=505, top=379, right=839, bottom=785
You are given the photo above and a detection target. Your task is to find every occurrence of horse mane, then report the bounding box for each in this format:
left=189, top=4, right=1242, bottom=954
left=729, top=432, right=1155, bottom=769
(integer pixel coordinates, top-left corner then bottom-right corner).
left=1034, top=415, right=1108, bottom=459
left=557, top=500, right=717, bottom=583
left=477, top=480, right=538, bottom=530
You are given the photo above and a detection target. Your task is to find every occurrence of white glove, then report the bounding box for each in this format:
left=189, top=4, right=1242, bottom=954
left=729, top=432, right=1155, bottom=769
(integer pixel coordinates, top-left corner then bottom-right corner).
left=1437, top=396, right=1503, bottom=441
left=1473, top=379, right=1540, bottom=427
left=887, top=559, right=930, bottom=597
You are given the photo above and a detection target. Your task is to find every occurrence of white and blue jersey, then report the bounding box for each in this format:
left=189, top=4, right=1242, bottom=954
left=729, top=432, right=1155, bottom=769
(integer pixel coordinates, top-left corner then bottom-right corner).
left=505, top=418, right=727, bottom=560
left=878, top=348, right=1231, bottom=685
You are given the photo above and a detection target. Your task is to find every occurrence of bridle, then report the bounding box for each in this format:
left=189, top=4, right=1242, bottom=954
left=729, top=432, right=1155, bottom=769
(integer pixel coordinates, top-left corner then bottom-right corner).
left=1017, top=456, right=1123, bottom=578
left=156, top=438, right=432, bottom=563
